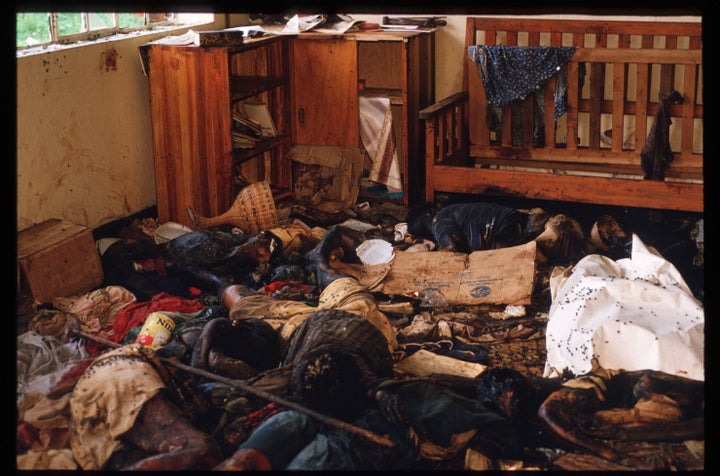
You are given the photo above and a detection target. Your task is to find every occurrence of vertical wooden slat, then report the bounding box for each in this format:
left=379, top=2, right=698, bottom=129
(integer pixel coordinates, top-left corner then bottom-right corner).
left=566, top=61, right=579, bottom=151
left=680, top=63, right=697, bottom=156
left=449, top=105, right=458, bottom=154
left=425, top=117, right=436, bottom=202
left=544, top=76, right=556, bottom=149
left=566, top=32, right=584, bottom=150
left=521, top=96, right=534, bottom=146
left=588, top=62, right=603, bottom=150
left=463, top=19, right=480, bottom=92
left=438, top=112, right=447, bottom=163
left=523, top=30, right=540, bottom=148
left=528, top=31, right=539, bottom=46
left=588, top=31, right=607, bottom=151
left=611, top=60, right=626, bottom=152
left=501, top=30, right=517, bottom=147
left=616, top=34, right=630, bottom=151
left=501, top=105, right=513, bottom=146
left=660, top=35, right=677, bottom=95
left=459, top=100, right=467, bottom=156
left=470, top=29, right=493, bottom=147
left=634, top=34, right=654, bottom=153
left=635, top=63, right=650, bottom=154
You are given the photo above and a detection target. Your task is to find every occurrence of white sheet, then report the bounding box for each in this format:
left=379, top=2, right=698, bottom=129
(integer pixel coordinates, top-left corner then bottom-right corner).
left=544, top=234, right=704, bottom=381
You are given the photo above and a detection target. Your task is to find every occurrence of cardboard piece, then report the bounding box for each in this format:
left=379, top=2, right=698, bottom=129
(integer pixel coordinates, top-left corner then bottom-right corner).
left=290, top=145, right=364, bottom=213
left=17, top=219, right=104, bottom=304
left=338, top=241, right=537, bottom=305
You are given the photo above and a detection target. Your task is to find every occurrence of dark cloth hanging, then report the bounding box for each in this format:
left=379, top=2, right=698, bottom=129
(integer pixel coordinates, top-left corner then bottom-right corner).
left=468, top=45, right=577, bottom=120
left=641, top=89, right=684, bottom=181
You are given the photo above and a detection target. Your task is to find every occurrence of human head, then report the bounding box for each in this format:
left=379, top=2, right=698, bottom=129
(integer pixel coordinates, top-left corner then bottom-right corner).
left=290, top=344, right=369, bottom=419
left=533, top=214, right=588, bottom=264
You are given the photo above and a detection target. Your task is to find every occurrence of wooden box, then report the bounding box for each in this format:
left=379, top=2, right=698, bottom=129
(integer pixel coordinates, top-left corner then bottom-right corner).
left=17, top=219, right=104, bottom=304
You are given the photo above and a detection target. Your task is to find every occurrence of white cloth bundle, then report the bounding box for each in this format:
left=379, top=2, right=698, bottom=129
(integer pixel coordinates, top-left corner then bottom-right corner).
left=544, top=234, right=704, bottom=381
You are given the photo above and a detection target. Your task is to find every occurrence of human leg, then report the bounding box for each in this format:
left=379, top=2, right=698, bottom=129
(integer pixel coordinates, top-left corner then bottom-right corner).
left=120, top=394, right=224, bottom=470
left=214, top=410, right=319, bottom=470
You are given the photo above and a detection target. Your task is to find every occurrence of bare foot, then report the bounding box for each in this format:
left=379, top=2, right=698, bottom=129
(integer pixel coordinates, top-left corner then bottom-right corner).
left=213, top=448, right=272, bottom=470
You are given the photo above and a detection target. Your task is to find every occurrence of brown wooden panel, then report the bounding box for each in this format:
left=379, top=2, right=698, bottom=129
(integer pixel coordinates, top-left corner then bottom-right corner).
left=468, top=144, right=702, bottom=168
left=470, top=158, right=703, bottom=181
left=358, top=41, right=402, bottom=89
left=432, top=165, right=703, bottom=212
left=292, top=39, right=358, bottom=146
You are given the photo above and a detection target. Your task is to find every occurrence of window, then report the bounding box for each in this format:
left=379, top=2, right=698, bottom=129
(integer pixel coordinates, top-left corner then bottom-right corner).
left=16, top=12, right=213, bottom=51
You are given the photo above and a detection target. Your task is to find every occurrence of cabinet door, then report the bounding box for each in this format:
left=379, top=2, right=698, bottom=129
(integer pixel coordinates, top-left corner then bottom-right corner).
left=292, top=39, right=358, bottom=146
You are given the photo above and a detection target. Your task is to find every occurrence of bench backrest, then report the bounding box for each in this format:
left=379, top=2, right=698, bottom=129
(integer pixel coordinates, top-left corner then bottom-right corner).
left=463, top=17, right=703, bottom=181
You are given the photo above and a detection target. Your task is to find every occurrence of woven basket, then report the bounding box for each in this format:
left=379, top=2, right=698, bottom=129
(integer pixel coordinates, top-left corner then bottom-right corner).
left=186, top=181, right=279, bottom=235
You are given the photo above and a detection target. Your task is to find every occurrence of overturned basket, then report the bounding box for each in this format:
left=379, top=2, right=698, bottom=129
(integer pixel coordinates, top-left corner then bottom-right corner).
left=186, top=181, right=279, bottom=235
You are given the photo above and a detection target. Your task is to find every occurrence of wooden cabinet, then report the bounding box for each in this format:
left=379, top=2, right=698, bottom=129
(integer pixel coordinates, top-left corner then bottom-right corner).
left=291, top=30, right=435, bottom=205
left=291, top=38, right=358, bottom=146
left=145, top=35, right=291, bottom=226
left=145, top=30, right=434, bottom=225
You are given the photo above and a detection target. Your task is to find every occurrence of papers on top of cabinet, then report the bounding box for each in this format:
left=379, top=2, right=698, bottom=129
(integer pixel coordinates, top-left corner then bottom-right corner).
left=261, top=14, right=365, bottom=35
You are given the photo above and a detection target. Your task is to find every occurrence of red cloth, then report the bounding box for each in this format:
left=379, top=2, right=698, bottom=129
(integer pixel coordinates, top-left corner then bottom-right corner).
left=109, top=292, right=206, bottom=343
left=261, top=281, right=317, bottom=296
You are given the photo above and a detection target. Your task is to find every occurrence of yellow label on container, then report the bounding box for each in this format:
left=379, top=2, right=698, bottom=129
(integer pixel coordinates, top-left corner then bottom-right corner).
left=135, top=312, right=175, bottom=347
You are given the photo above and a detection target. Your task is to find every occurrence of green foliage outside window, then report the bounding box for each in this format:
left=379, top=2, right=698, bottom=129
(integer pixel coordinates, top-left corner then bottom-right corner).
left=17, top=13, right=148, bottom=48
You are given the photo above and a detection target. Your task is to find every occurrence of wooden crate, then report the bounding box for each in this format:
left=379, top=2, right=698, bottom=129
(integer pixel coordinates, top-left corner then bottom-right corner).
left=17, top=219, right=103, bottom=304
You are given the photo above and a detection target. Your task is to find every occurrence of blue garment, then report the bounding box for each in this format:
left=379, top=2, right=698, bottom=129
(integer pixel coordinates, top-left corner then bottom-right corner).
left=432, top=202, right=528, bottom=252
left=237, top=381, right=518, bottom=470
left=240, top=409, right=417, bottom=470
left=468, top=45, right=577, bottom=120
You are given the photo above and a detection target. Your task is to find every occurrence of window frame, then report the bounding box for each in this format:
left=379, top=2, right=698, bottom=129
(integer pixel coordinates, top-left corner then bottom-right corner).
left=16, top=12, right=214, bottom=54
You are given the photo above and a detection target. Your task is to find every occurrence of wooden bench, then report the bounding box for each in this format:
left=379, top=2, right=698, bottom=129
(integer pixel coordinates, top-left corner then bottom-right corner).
left=420, top=17, right=703, bottom=212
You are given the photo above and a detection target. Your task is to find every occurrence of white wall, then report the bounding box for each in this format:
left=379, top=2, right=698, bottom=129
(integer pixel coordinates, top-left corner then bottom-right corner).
left=16, top=17, right=228, bottom=232
left=15, top=12, right=701, bottom=232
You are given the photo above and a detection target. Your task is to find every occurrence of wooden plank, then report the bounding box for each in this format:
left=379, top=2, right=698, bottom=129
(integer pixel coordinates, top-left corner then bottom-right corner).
left=463, top=17, right=700, bottom=37
left=571, top=48, right=702, bottom=64
left=432, top=165, right=703, bottom=212
left=588, top=62, right=603, bottom=150
left=468, top=144, right=702, bottom=167
left=395, top=349, right=487, bottom=378
left=521, top=95, right=534, bottom=145
left=501, top=104, right=513, bottom=146
left=660, top=35, right=677, bottom=95
left=611, top=61, right=626, bottom=152
left=467, top=51, right=488, bottom=146
left=425, top=117, right=436, bottom=202
left=470, top=158, right=703, bottom=181
left=681, top=64, right=698, bottom=156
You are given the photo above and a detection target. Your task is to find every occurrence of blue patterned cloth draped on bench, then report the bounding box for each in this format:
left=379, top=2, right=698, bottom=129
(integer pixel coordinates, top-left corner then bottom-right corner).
left=468, top=45, right=578, bottom=120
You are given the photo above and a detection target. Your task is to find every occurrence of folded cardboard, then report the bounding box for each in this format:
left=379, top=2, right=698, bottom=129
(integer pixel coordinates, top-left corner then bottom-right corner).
left=336, top=241, right=537, bottom=305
